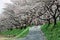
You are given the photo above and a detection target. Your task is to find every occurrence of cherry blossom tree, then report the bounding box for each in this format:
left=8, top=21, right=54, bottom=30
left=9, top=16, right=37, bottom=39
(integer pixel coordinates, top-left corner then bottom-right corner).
left=45, top=0, right=60, bottom=26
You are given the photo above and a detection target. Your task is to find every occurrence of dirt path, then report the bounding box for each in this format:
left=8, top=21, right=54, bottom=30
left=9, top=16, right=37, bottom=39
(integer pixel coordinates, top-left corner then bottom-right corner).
left=0, top=36, right=15, bottom=40
left=23, top=26, right=46, bottom=40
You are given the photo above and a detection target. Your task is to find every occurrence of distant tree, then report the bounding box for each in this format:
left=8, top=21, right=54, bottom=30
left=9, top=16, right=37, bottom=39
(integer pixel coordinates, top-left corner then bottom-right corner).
left=36, top=6, right=52, bottom=26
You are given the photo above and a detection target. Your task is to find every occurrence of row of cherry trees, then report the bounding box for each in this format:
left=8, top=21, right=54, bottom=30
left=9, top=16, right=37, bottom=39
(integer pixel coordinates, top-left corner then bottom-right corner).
left=0, top=0, right=60, bottom=31
left=28, top=0, right=60, bottom=27
left=0, top=0, right=43, bottom=31
left=38, top=0, right=60, bottom=26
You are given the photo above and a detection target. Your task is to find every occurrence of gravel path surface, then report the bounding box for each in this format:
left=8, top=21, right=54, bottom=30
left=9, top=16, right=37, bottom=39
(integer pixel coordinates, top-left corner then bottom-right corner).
left=15, top=26, right=46, bottom=40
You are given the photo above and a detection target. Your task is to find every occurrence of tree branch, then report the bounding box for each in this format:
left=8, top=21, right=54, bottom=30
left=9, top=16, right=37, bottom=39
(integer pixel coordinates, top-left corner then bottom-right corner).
left=45, top=3, right=54, bottom=16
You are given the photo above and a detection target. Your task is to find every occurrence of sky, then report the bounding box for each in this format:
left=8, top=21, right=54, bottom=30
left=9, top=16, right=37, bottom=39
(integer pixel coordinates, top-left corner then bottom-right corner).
left=0, top=0, right=12, bottom=14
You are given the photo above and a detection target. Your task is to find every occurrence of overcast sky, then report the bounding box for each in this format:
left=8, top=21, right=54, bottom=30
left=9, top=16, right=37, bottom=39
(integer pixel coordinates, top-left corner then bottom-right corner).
left=0, top=0, right=12, bottom=14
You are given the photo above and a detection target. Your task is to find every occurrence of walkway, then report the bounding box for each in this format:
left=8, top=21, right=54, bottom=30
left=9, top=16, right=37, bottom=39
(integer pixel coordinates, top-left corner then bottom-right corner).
left=15, top=26, right=46, bottom=40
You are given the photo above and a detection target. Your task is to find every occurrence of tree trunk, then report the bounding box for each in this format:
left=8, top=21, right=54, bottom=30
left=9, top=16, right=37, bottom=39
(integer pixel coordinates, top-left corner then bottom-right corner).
left=53, top=15, right=57, bottom=26
left=47, top=19, right=50, bottom=26
left=51, top=17, right=57, bottom=31
left=54, top=18, right=57, bottom=25
left=48, top=20, right=50, bottom=25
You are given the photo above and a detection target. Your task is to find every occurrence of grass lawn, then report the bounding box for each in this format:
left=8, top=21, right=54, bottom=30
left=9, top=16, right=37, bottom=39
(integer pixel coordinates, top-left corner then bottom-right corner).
left=41, top=21, right=60, bottom=40
left=0, top=27, right=29, bottom=38
left=15, top=27, right=29, bottom=38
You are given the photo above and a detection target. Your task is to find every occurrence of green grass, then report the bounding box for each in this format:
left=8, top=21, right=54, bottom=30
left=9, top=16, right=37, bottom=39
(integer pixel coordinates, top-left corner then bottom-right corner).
left=41, top=21, right=60, bottom=40
left=15, top=27, right=29, bottom=38
left=0, top=27, right=29, bottom=38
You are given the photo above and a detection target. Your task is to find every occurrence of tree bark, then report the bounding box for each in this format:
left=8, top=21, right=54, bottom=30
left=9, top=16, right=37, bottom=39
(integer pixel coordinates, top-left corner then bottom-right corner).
left=53, top=15, right=57, bottom=26
left=48, top=20, right=50, bottom=25
left=47, top=19, right=50, bottom=27
left=54, top=18, right=57, bottom=25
